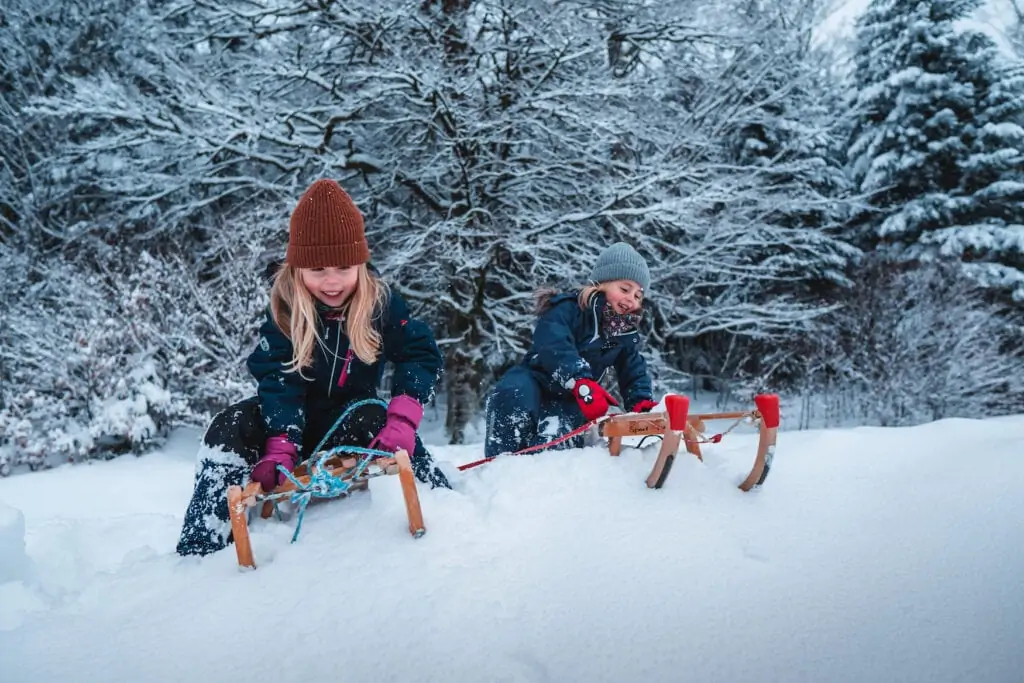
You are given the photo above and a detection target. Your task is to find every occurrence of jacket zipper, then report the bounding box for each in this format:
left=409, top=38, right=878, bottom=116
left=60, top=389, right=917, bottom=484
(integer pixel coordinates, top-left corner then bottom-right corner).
left=337, top=348, right=353, bottom=389
left=326, top=321, right=341, bottom=398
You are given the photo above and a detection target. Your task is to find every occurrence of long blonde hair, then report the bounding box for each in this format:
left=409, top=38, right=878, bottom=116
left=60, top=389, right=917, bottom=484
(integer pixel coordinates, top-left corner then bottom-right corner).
left=269, top=263, right=390, bottom=372
left=534, top=282, right=641, bottom=314
left=577, top=284, right=604, bottom=310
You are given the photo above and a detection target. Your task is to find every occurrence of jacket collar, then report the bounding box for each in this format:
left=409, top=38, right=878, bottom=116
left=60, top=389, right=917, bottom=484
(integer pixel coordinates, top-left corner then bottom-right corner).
left=315, top=299, right=349, bottom=322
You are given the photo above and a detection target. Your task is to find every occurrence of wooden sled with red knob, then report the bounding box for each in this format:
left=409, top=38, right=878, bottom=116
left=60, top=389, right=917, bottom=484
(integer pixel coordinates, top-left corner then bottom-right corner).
left=598, top=394, right=780, bottom=490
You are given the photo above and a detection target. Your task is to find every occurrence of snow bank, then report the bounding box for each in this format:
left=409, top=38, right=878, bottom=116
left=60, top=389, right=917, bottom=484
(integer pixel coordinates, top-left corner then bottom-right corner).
left=1, top=416, right=1022, bottom=683
left=0, top=502, right=31, bottom=584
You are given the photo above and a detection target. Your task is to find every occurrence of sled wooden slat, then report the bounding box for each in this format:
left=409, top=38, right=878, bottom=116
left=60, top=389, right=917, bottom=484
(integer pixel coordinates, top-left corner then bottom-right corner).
left=601, top=416, right=671, bottom=438
left=739, top=420, right=776, bottom=492
left=227, top=484, right=256, bottom=569
left=692, top=410, right=749, bottom=421
left=395, top=450, right=425, bottom=538
left=645, top=429, right=681, bottom=488
left=684, top=422, right=704, bottom=462
left=224, top=449, right=424, bottom=570
left=602, top=410, right=750, bottom=439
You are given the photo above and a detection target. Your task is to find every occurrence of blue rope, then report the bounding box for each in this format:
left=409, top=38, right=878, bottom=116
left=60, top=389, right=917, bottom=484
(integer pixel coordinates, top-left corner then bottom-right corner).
left=263, top=398, right=391, bottom=543
left=306, top=397, right=389, bottom=464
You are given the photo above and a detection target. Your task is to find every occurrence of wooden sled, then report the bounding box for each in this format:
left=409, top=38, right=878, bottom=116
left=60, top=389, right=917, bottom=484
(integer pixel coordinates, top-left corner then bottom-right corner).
left=598, top=394, right=780, bottom=491
left=225, top=448, right=425, bottom=569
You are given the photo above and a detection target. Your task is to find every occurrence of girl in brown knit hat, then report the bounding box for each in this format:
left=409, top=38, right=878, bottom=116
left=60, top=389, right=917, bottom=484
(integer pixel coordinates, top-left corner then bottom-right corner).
left=177, top=179, right=448, bottom=557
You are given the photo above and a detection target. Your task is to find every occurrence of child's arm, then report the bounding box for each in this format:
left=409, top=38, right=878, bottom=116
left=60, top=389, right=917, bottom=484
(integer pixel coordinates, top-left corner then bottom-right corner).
left=524, top=300, right=593, bottom=396
left=245, top=309, right=307, bottom=448
left=614, top=335, right=654, bottom=409
left=381, top=292, right=443, bottom=404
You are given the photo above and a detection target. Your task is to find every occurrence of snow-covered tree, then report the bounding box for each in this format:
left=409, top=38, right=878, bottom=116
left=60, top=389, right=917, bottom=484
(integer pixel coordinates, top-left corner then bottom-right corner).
left=930, top=52, right=1024, bottom=298
left=799, top=259, right=1024, bottom=426
left=0, top=236, right=270, bottom=468
left=0, top=0, right=170, bottom=251
left=847, top=0, right=1024, bottom=301
left=15, top=0, right=1017, bottom=457
left=599, top=0, right=860, bottom=391
left=1006, top=0, right=1024, bottom=57
left=20, top=0, right=871, bottom=443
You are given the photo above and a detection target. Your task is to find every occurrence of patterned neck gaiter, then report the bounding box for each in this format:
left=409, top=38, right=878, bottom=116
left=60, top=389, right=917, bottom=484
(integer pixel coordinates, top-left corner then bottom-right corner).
left=316, top=300, right=349, bottom=323
left=601, top=302, right=642, bottom=336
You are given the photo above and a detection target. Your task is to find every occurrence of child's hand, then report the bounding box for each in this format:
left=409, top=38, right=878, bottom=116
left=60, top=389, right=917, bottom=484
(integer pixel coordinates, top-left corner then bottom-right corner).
left=369, top=395, right=423, bottom=455
left=573, top=378, right=619, bottom=421
left=251, top=435, right=298, bottom=491
left=630, top=399, right=658, bottom=413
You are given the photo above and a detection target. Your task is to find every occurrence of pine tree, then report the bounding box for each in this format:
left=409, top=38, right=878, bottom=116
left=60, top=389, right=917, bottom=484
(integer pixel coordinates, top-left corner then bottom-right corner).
left=847, top=0, right=1024, bottom=301
left=929, top=52, right=1024, bottom=299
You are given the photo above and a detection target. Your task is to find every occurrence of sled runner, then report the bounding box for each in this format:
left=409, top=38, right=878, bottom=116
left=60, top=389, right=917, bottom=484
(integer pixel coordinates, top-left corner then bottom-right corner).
left=599, top=393, right=780, bottom=491
left=225, top=448, right=425, bottom=569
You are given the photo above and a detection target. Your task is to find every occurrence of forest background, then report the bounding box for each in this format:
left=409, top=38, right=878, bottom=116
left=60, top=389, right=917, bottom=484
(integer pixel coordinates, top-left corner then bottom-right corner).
left=1, top=0, right=1022, bottom=471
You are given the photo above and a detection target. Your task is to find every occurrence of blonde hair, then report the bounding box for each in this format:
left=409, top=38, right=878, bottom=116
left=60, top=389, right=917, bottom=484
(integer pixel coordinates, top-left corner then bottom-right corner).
left=578, top=281, right=643, bottom=310
left=269, top=263, right=390, bottom=372
left=578, top=284, right=603, bottom=309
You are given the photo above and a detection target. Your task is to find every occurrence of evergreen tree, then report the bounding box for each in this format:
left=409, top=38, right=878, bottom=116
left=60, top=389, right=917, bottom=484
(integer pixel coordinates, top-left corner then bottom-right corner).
left=931, top=50, right=1024, bottom=299
left=847, top=0, right=1024, bottom=300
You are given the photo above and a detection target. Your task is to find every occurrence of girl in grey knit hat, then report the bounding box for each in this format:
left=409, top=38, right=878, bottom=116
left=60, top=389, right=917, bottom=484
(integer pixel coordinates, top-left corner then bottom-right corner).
left=483, top=242, right=657, bottom=458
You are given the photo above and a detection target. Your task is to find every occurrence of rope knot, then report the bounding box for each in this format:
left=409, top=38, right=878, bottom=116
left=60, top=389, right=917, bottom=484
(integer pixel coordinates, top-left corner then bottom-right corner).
left=257, top=398, right=393, bottom=543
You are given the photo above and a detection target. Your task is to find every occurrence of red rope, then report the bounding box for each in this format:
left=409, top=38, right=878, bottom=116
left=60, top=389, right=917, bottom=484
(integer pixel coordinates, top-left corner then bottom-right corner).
left=457, top=419, right=600, bottom=471
left=456, top=411, right=744, bottom=471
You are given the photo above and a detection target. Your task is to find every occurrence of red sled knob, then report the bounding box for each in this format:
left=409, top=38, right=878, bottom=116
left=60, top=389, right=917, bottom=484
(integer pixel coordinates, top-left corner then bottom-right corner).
left=664, top=394, right=690, bottom=431
left=754, top=394, right=780, bottom=428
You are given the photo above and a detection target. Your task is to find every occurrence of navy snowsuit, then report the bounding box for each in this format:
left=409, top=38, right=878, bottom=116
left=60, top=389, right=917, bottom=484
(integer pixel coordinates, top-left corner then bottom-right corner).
left=484, top=291, right=653, bottom=458
left=177, top=289, right=447, bottom=557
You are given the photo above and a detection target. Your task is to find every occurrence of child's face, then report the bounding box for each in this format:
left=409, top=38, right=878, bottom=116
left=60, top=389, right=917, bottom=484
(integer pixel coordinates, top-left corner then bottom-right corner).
left=604, top=280, right=643, bottom=315
left=300, top=266, right=359, bottom=308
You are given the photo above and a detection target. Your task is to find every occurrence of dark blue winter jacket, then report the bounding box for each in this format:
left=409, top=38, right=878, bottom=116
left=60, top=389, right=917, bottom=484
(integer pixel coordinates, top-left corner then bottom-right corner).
left=246, top=289, right=442, bottom=448
left=522, top=291, right=653, bottom=407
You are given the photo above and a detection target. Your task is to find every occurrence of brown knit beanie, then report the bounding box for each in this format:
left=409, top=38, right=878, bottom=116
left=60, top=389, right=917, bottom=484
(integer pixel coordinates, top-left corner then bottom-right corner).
left=286, top=179, right=370, bottom=269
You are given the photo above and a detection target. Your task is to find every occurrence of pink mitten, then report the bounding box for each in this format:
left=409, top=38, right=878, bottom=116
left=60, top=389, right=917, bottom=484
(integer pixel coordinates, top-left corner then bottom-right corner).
left=251, top=435, right=298, bottom=491
left=369, top=395, right=423, bottom=455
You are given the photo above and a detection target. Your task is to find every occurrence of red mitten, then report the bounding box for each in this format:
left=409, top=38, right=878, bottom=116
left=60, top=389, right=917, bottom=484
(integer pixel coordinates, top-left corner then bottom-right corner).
left=630, top=399, right=658, bottom=414
left=573, top=378, right=619, bottom=421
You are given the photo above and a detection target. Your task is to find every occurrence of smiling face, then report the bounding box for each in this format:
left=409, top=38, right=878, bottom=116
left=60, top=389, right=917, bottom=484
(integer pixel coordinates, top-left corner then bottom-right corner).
left=603, top=279, right=643, bottom=314
left=299, top=266, right=360, bottom=308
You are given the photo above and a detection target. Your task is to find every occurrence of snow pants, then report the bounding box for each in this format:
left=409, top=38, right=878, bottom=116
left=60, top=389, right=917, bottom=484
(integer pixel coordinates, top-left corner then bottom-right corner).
left=176, top=396, right=449, bottom=557
left=484, top=366, right=588, bottom=459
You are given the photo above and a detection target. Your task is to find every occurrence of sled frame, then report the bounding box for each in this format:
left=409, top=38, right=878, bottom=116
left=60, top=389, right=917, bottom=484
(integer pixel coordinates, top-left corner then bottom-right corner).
left=598, top=394, right=779, bottom=491
left=225, top=448, right=424, bottom=570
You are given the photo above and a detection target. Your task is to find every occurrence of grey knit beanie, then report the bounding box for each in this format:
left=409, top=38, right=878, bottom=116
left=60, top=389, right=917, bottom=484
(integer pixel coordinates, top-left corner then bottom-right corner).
left=589, top=242, right=650, bottom=291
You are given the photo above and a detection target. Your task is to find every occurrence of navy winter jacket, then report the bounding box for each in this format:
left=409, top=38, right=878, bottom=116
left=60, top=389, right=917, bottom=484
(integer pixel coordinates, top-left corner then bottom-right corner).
left=246, top=290, right=442, bottom=448
left=523, top=292, right=653, bottom=407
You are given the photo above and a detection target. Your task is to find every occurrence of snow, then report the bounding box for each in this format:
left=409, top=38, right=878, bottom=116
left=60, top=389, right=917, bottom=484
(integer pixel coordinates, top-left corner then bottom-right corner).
left=2, top=416, right=1024, bottom=682
left=0, top=502, right=31, bottom=586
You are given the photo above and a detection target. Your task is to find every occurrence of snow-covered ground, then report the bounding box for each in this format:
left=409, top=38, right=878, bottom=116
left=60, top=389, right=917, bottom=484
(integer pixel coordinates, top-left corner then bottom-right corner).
left=1, top=414, right=1023, bottom=683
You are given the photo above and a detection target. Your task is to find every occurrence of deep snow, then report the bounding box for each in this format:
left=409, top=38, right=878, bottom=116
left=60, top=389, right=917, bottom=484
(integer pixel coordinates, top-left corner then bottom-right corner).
left=1, top=415, right=1023, bottom=683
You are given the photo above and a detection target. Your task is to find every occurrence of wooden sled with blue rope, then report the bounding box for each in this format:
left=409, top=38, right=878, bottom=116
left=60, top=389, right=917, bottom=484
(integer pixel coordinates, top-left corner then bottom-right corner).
left=598, top=393, right=780, bottom=490
left=225, top=398, right=427, bottom=570
left=226, top=448, right=424, bottom=569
